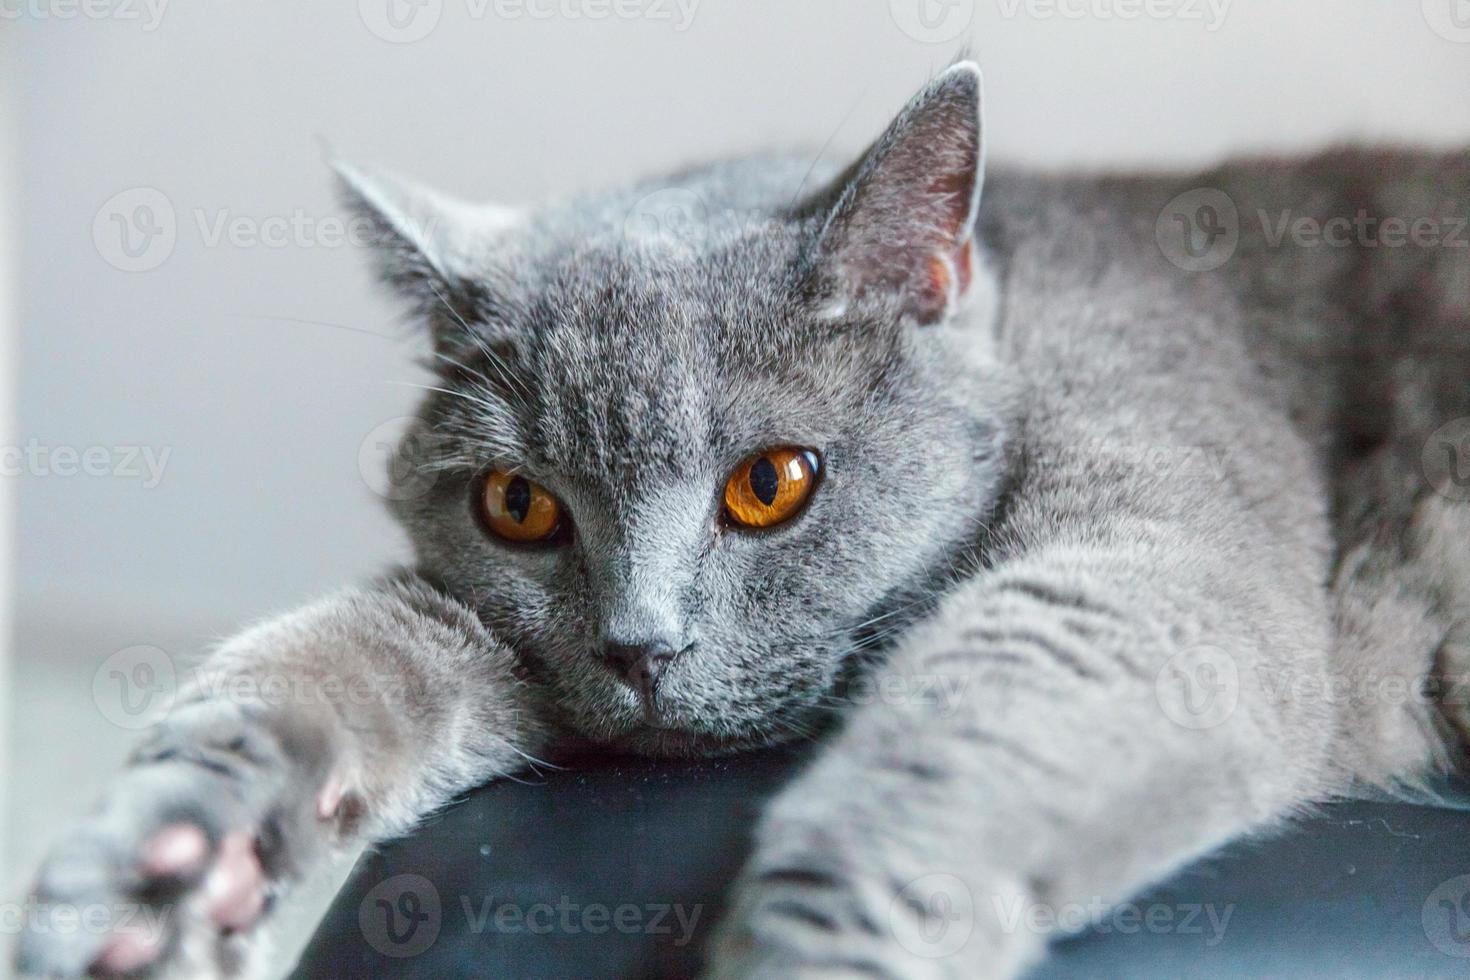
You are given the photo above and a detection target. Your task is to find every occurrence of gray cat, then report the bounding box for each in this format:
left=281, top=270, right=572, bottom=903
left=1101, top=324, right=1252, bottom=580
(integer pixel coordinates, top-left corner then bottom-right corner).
left=19, top=62, right=1470, bottom=979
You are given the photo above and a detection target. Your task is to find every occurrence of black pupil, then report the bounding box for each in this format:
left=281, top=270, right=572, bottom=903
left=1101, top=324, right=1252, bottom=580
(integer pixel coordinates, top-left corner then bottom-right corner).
left=505, top=476, right=532, bottom=523
left=749, top=457, right=780, bottom=506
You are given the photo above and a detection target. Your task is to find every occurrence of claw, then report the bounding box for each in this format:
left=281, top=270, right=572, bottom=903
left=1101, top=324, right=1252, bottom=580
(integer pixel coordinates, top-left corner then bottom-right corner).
left=316, top=774, right=344, bottom=821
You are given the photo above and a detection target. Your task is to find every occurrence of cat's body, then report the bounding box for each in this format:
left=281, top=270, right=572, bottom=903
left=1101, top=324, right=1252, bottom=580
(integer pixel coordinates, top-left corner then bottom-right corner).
left=981, top=151, right=1470, bottom=791
left=19, top=66, right=1470, bottom=979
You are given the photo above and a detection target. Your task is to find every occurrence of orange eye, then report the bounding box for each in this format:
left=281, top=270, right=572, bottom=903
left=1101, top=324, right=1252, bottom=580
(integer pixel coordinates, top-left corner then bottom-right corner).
left=481, top=470, right=563, bottom=543
left=723, top=448, right=821, bottom=530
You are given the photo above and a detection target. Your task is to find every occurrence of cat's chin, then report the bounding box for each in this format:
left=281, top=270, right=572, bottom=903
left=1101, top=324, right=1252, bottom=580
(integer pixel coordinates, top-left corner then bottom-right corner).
left=604, top=723, right=796, bottom=759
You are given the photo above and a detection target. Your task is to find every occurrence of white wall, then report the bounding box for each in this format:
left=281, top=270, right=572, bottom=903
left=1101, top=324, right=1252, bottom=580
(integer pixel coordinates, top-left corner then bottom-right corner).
left=1, top=17, right=17, bottom=878
left=12, top=0, right=1470, bottom=629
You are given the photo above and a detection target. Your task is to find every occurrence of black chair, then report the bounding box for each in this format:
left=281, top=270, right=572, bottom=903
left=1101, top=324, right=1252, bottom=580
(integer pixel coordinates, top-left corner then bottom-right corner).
left=295, top=747, right=1470, bottom=979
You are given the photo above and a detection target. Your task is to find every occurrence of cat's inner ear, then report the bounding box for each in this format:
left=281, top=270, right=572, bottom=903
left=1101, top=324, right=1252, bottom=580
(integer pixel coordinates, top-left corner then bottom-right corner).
left=806, top=62, right=985, bottom=327
left=333, top=160, right=522, bottom=342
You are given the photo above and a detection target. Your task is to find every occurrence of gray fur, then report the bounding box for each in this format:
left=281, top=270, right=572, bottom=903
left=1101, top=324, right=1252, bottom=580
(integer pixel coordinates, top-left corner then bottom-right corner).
left=19, top=64, right=1470, bottom=979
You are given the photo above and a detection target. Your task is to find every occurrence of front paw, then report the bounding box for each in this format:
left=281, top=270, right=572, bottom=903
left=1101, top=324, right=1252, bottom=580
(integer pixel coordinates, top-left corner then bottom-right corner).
left=16, top=701, right=336, bottom=979
left=706, top=831, right=1038, bottom=980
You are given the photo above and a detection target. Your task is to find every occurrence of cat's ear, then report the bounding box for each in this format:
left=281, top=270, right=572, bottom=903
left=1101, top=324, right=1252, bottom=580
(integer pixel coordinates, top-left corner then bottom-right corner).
left=333, top=160, right=522, bottom=332
left=804, top=62, right=985, bottom=327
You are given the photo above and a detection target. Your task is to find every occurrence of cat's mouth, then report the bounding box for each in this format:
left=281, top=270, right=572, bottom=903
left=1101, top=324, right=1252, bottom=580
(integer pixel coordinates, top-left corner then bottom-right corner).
left=524, top=638, right=837, bottom=755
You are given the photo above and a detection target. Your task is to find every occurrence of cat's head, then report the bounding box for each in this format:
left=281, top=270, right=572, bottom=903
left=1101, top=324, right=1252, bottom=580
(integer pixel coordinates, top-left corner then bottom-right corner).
left=340, top=63, right=1013, bottom=754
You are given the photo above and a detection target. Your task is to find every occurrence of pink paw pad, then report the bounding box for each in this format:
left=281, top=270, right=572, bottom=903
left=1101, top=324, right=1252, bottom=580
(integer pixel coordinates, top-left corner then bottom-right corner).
left=141, top=822, right=209, bottom=877
left=95, top=927, right=164, bottom=974
left=206, top=831, right=267, bottom=931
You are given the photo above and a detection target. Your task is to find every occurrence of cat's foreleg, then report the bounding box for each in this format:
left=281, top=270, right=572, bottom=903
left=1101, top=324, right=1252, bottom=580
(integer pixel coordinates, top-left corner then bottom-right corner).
left=17, top=572, right=545, bottom=980
left=709, top=544, right=1336, bottom=979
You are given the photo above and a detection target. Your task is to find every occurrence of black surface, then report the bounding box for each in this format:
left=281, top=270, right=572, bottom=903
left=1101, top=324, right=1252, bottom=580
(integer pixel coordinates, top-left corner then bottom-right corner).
left=295, top=748, right=1470, bottom=979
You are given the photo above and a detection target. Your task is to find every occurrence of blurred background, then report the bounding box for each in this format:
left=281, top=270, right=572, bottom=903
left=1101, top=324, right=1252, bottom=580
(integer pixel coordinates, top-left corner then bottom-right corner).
left=2, top=0, right=1469, bottom=971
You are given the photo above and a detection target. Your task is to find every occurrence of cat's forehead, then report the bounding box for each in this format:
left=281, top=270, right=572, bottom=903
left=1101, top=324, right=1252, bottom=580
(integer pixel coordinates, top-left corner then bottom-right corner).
left=525, top=287, right=713, bottom=481
left=491, top=242, right=864, bottom=485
